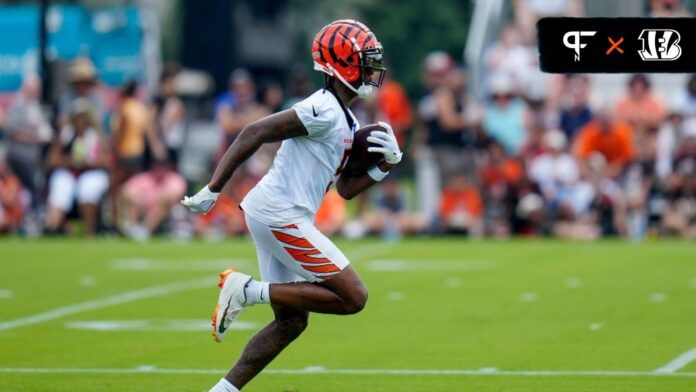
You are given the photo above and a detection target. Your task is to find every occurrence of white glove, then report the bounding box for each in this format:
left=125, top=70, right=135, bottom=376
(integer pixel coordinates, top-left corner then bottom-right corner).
left=180, top=186, right=219, bottom=214
left=367, top=121, right=403, bottom=165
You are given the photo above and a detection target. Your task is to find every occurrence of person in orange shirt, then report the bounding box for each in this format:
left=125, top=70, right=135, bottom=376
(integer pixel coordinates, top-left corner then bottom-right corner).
left=111, top=81, right=165, bottom=181
left=439, top=175, right=483, bottom=235
left=573, top=109, right=635, bottom=178
left=377, top=75, right=413, bottom=146
left=314, top=189, right=347, bottom=236
left=614, top=74, right=666, bottom=131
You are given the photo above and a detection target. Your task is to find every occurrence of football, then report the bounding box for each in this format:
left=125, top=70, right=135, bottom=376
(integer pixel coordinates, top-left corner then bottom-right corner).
left=342, top=123, right=385, bottom=176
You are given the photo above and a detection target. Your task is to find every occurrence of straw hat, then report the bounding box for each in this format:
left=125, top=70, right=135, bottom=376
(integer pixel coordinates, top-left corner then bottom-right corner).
left=70, top=58, right=97, bottom=83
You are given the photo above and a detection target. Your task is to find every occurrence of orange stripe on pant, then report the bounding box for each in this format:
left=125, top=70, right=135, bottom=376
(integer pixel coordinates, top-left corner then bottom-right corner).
left=272, top=231, right=314, bottom=249
left=284, top=246, right=330, bottom=264
left=301, top=263, right=342, bottom=273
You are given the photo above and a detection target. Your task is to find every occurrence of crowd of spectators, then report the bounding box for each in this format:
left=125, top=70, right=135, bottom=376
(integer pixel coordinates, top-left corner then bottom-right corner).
left=0, top=13, right=694, bottom=240
left=0, top=59, right=188, bottom=239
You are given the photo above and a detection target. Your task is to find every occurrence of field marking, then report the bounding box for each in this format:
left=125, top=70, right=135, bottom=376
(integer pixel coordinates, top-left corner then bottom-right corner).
left=366, top=259, right=495, bottom=272
left=564, top=277, right=582, bottom=289
left=345, top=243, right=393, bottom=261
left=106, top=243, right=389, bottom=272
left=0, top=367, right=696, bottom=377
left=0, top=277, right=214, bottom=331
left=64, top=319, right=258, bottom=332
left=519, top=292, right=538, bottom=302
left=109, top=258, right=251, bottom=271
left=655, top=347, right=696, bottom=373
left=649, top=293, right=667, bottom=303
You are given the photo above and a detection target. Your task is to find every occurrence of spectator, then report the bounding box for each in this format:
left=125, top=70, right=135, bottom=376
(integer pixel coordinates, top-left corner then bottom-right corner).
left=414, top=53, right=464, bottom=226
left=647, top=0, right=692, bottom=17
left=480, top=141, right=525, bottom=237
left=194, top=193, right=248, bottom=240
left=359, top=180, right=427, bottom=238
left=0, top=153, right=26, bottom=233
left=376, top=74, right=413, bottom=146
left=574, top=109, right=635, bottom=178
left=3, top=76, right=52, bottom=207
left=514, top=0, right=583, bottom=44
left=44, top=100, right=110, bottom=235
left=484, top=24, right=537, bottom=93
left=59, top=58, right=106, bottom=131
left=529, top=130, right=580, bottom=211
left=483, top=76, right=529, bottom=156
left=262, top=82, right=285, bottom=114
left=614, top=74, right=666, bottom=132
left=439, top=175, right=484, bottom=235
left=676, top=74, right=696, bottom=119
left=656, top=115, right=694, bottom=181
left=216, top=68, right=269, bottom=152
left=111, top=80, right=164, bottom=185
left=559, top=74, right=593, bottom=141
left=283, top=67, right=314, bottom=109
left=119, top=158, right=187, bottom=241
left=314, top=189, right=347, bottom=237
left=152, top=66, right=186, bottom=167
left=660, top=122, right=695, bottom=237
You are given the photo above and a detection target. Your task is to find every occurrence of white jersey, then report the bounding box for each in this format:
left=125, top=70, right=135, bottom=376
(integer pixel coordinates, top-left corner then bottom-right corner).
left=241, top=89, right=358, bottom=226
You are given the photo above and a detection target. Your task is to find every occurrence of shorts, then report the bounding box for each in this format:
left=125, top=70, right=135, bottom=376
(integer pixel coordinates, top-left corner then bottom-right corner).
left=121, top=171, right=186, bottom=209
left=48, top=169, right=110, bottom=212
left=245, top=212, right=350, bottom=283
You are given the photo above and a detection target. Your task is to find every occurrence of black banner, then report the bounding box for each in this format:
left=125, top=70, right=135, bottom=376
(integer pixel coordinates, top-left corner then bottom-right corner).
left=538, top=17, right=696, bottom=73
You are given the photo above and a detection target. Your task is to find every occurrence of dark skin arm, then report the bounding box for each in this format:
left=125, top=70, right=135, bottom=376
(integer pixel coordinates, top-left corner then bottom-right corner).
left=207, top=109, right=307, bottom=192
left=335, top=161, right=395, bottom=200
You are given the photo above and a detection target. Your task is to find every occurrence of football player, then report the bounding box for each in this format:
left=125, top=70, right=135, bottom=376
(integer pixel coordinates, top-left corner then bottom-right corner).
left=181, top=20, right=402, bottom=392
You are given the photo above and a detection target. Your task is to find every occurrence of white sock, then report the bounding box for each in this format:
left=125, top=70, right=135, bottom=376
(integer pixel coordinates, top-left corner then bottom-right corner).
left=209, top=378, right=239, bottom=392
left=244, top=279, right=270, bottom=305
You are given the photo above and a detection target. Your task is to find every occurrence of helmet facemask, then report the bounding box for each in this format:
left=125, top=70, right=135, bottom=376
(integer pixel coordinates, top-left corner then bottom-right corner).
left=359, top=43, right=386, bottom=88
left=348, top=39, right=386, bottom=98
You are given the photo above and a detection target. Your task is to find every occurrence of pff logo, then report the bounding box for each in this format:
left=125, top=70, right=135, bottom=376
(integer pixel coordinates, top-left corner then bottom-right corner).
left=563, top=31, right=597, bottom=61
left=638, top=29, right=682, bottom=61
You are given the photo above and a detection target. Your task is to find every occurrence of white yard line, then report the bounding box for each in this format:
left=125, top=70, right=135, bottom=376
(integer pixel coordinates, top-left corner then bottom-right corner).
left=344, top=242, right=393, bottom=261
left=655, top=347, right=696, bottom=373
left=0, top=277, right=214, bottom=331
left=0, top=367, right=695, bottom=377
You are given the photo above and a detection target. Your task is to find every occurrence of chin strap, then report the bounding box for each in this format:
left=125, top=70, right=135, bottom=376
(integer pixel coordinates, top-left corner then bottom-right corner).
left=322, top=63, right=373, bottom=98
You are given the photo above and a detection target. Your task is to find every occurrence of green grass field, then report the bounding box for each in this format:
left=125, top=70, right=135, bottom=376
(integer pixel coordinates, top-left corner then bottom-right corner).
left=1, top=237, right=695, bottom=391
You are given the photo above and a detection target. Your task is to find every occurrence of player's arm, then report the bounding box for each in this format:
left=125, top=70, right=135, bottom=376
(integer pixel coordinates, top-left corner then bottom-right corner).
left=335, top=161, right=395, bottom=200
left=335, top=122, right=403, bottom=200
left=182, top=110, right=307, bottom=213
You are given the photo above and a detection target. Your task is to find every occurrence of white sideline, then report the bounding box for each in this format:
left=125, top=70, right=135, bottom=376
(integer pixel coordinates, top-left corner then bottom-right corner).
left=0, top=367, right=695, bottom=377
left=0, top=277, right=214, bottom=331
left=655, top=347, right=696, bottom=373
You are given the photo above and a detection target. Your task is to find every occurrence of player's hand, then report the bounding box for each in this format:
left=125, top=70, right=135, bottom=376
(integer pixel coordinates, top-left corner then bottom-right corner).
left=367, top=121, right=403, bottom=165
left=180, top=186, right=219, bottom=214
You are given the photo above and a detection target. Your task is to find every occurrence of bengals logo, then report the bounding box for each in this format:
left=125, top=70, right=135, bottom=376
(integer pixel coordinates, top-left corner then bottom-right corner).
left=637, top=29, right=682, bottom=61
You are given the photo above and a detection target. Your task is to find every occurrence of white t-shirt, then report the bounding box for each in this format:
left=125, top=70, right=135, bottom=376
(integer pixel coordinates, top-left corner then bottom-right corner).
left=241, top=89, right=358, bottom=226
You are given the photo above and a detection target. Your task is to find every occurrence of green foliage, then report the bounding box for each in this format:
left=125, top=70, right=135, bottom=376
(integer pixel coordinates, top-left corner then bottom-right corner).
left=357, top=0, right=472, bottom=97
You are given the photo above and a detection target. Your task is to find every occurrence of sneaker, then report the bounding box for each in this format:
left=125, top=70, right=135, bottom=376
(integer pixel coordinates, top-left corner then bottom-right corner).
left=212, top=268, right=252, bottom=342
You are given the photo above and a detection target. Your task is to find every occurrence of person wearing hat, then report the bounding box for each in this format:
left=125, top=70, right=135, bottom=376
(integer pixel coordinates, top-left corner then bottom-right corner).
left=58, top=58, right=106, bottom=131
left=483, top=74, right=529, bottom=156
left=45, top=98, right=110, bottom=235
left=529, top=129, right=582, bottom=217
